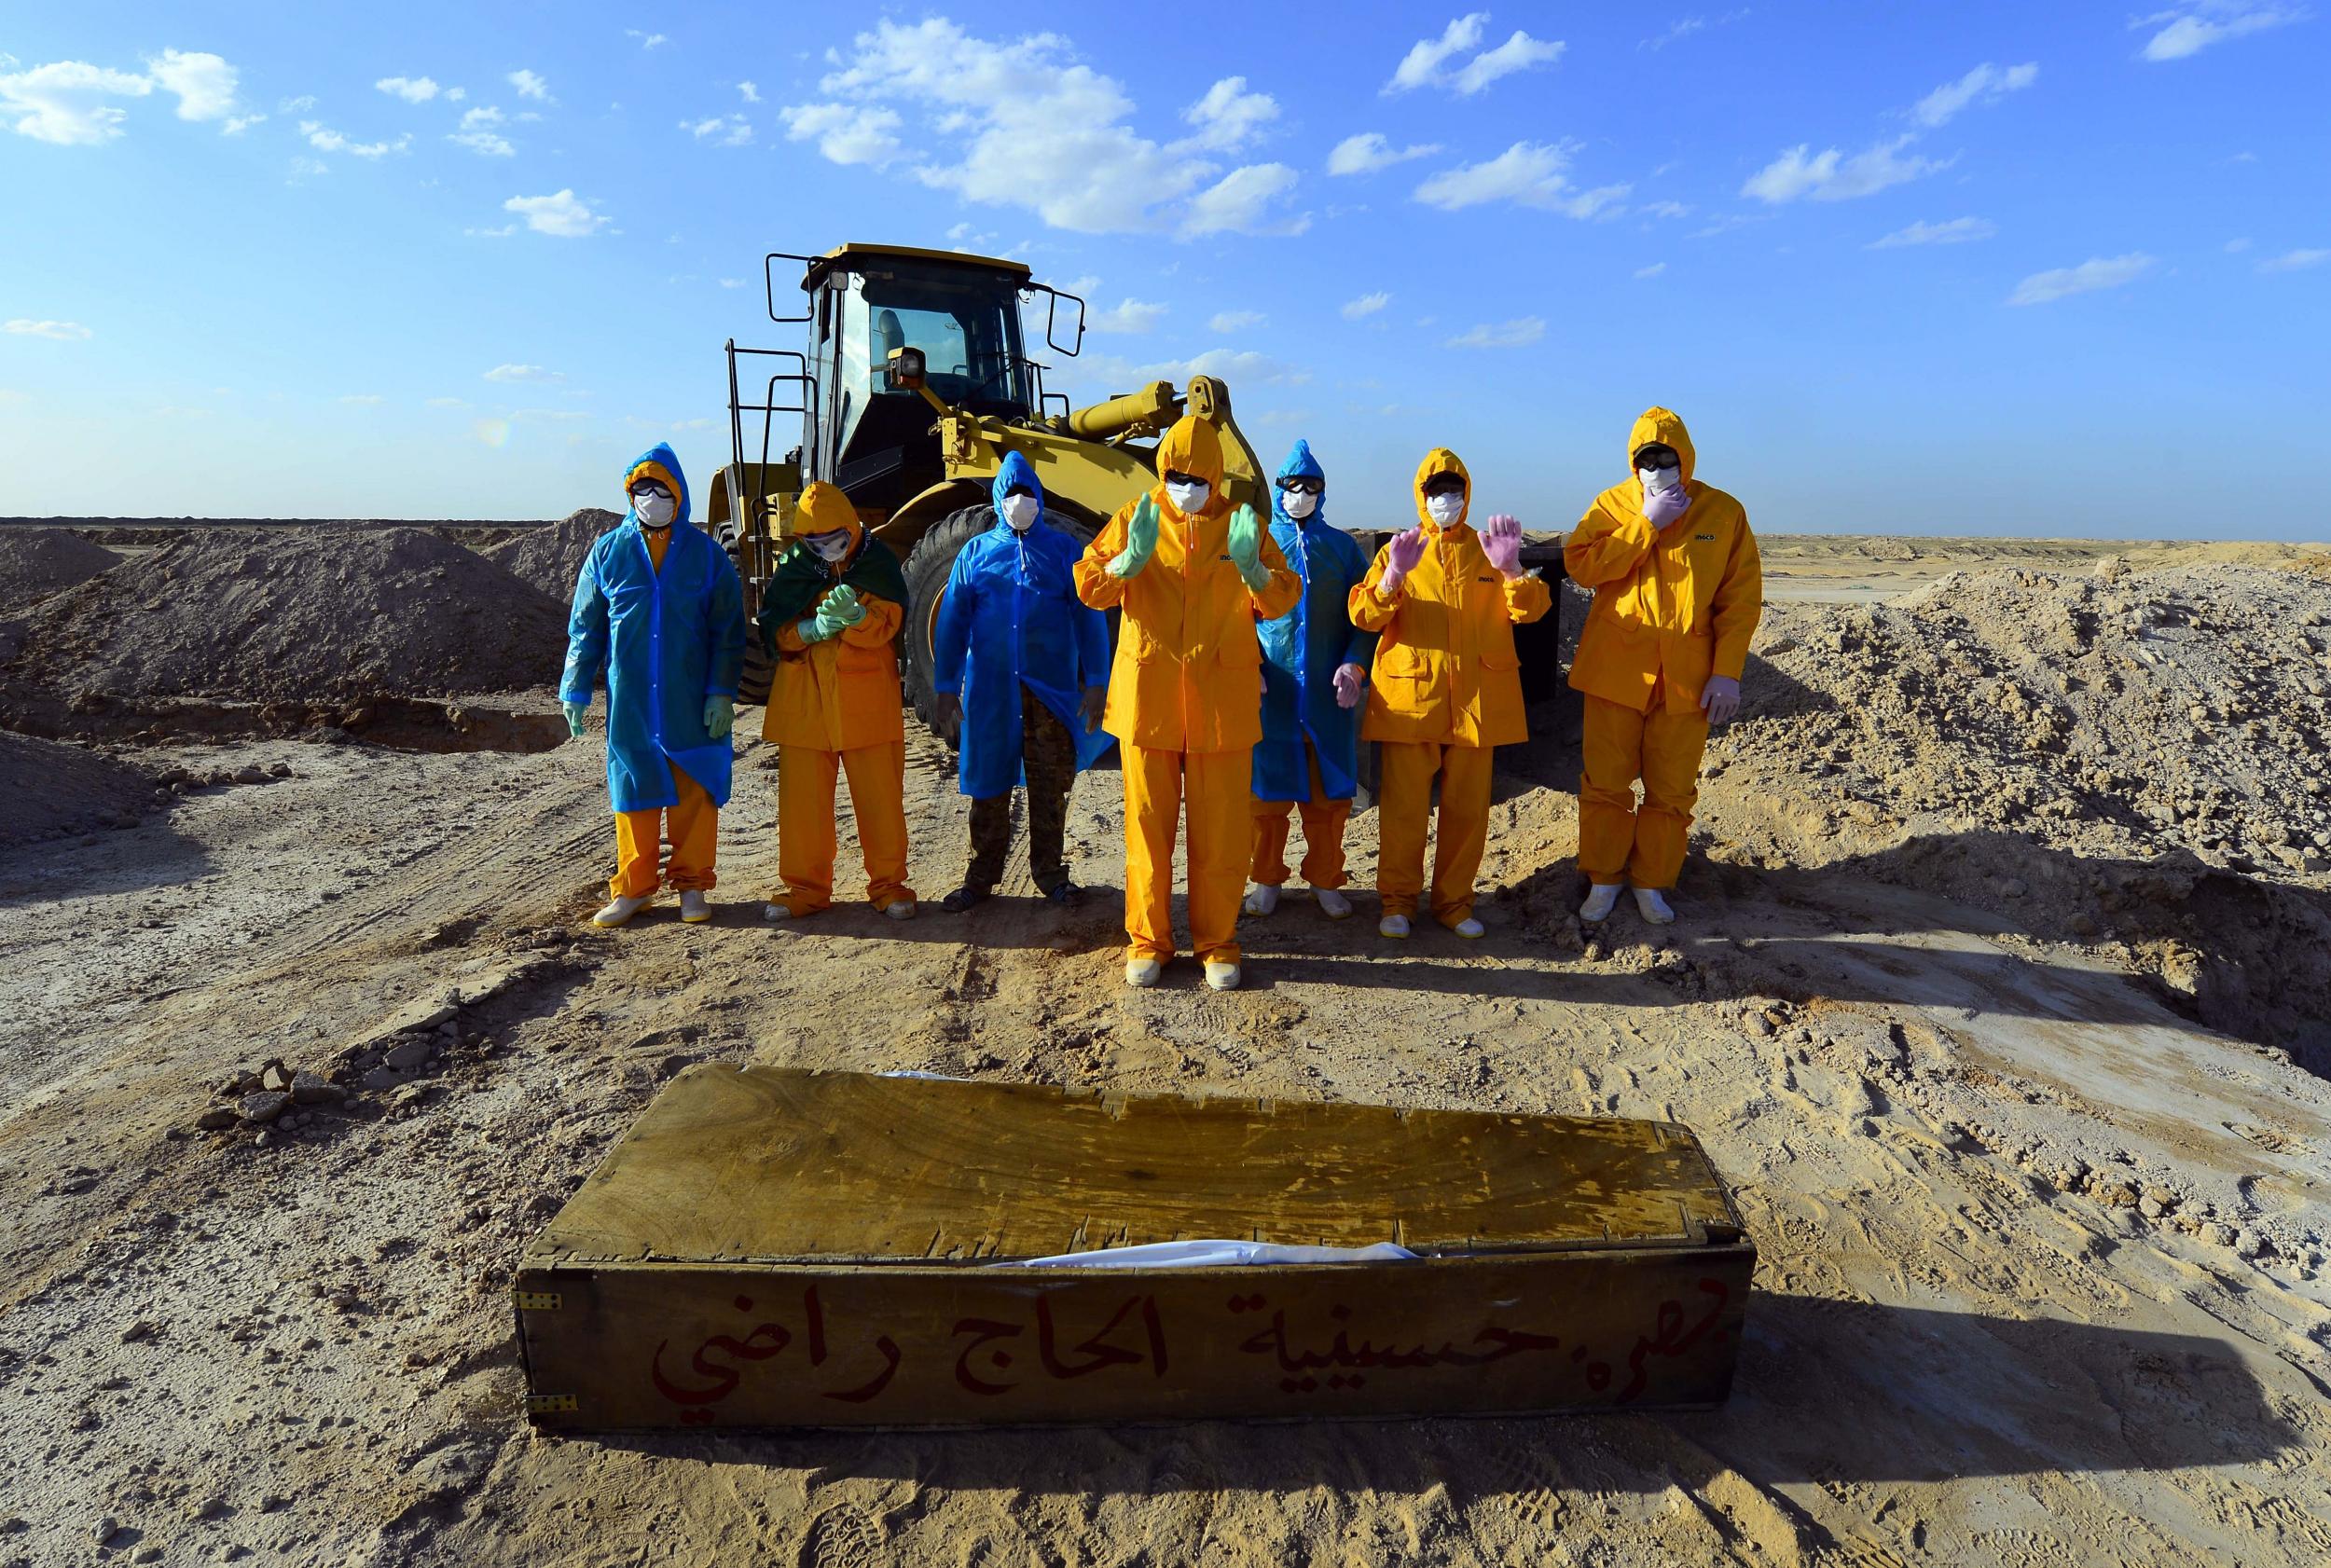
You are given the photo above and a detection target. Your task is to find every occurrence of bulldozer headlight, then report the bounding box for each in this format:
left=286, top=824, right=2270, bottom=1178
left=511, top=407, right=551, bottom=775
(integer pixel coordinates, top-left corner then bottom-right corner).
left=884, top=346, right=927, bottom=389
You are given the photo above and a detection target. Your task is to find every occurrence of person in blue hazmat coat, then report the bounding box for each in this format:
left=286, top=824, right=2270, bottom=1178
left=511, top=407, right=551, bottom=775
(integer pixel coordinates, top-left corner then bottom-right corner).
left=559, top=443, right=747, bottom=928
left=931, top=450, right=1112, bottom=910
left=1244, top=439, right=1378, bottom=920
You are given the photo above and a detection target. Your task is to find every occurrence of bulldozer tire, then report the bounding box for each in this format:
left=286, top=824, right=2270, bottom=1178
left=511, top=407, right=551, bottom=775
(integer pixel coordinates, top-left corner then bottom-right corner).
left=901, top=503, right=1099, bottom=741
left=737, top=636, right=774, bottom=708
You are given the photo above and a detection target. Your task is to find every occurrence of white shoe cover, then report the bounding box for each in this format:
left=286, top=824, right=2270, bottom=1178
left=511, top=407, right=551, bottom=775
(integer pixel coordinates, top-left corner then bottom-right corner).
left=1204, top=960, right=1242, bottom=992
left=884, top=899, right=917, bottom=922
left=1579, top=884, right=1621, bottom=924
left=1314, top=887, right=1353, bottom=919
left=679, top=889, right=710, bottom=924
left=593, top=893, right=652, bottom=928
left=1632, top=886, right=1676, bottom=925
left=1451, top=915, right=1485, bottom=940
left=1125, top=958, right=1164, bottom=988
left=762, top=901, right=793, bottom=922
left=1242, top=883, right=1280, bottom=916
left=1379, top=914, right=1412, bottom=939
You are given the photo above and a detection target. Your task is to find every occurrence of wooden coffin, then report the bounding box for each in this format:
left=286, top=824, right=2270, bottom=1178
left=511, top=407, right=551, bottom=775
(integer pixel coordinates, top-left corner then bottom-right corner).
left=514, top=1065, right=1754, bottom=1431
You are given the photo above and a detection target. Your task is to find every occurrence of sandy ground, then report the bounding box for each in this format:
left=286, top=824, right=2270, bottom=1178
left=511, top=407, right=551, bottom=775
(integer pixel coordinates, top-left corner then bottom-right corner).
left=2, top=535, right=2328, bottom=1567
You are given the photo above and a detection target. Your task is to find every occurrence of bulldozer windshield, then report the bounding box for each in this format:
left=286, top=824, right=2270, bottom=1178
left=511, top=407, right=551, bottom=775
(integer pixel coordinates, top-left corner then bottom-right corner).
left=831, top=265, right=1030, bottom=461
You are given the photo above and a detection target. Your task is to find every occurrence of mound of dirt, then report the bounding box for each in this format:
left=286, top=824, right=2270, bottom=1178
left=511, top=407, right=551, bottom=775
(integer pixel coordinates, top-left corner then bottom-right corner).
left=0, top=730, right=155, bottom=844
left=3, top=527, right=568, bottom=705
left=0, top=528, right=121, bottom=612
left=477, top=508, right=625, bottom=602
left=1694, top=559, right=2331, bottom=1064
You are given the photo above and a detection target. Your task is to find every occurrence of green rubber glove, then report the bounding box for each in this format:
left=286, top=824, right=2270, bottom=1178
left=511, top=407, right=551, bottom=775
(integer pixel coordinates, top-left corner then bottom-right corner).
left=802, top=584, right=865, bottom=642
left=560, top=700, right=587, bottom=738
left=703, top=695, right=735, bottom=739
left=1108, top=493, right=1161, bottom=579
left=1226, top=502, right=1268, bottom=590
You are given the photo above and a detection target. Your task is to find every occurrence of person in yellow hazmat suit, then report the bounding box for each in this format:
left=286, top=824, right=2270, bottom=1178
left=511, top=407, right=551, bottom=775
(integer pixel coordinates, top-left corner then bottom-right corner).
left=1350, top=450, right=1551, bottom=940
left=1075, top=415, right=1302, bottom=991
left=1565, top=407, right=1761, bottom=926
left=756, top=480, right=918, bottom=922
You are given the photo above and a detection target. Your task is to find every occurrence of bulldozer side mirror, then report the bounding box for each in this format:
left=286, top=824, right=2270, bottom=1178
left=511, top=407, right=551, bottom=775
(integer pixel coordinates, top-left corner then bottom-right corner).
left=884, top=346, right=927, bottom=390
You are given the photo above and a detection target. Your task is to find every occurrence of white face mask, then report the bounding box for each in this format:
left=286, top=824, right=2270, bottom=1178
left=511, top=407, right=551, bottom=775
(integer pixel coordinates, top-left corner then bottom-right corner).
left=1165, top=479, right=1211, bottom=516
left=999, top=494, right=1040, bottom=532
left=633, top=490, right=676, bottom=528
left=1281, top=490, right=1318, bottom=520
left=1424, top=492, right=1466, bottom=527
left=806, top=530, right=851, bottom=562
left=1638, top=464, right=1682, bottom=497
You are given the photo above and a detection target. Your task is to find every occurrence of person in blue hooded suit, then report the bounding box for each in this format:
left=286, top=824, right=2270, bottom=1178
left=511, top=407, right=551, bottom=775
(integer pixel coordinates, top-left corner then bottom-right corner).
left=559, top=443, right=747, bottom=928
left=1245, top=439, right=1378, bottom=920
left=931, top=450, right=1112, bottom=911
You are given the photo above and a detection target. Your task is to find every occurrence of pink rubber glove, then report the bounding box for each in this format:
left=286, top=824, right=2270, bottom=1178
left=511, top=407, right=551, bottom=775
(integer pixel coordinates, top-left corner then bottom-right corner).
left=1643, top=483, right=1691, bottom=529
left=1380, top=527, right=1428, bottom=594
left=1481, top=513, right=1524, bottom=578
left=1332, top=662, right=1365, bottom=709
left=1700, top=675, right=1741, bottom=724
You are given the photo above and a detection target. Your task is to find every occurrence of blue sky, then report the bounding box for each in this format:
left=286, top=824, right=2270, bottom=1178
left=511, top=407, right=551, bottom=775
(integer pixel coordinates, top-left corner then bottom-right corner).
left=3, top=2, right=2327, bottom=538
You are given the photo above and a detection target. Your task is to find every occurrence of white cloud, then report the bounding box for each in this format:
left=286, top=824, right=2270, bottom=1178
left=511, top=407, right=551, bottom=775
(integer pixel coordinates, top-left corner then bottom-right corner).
left=738, top=81, right=760, bottom=103
left=463, top=222, right=517, bottom=238
left=279, top=94, right=315, bottom=112
left=1207, top=309, right=1265, bottom=332
left=2136, top=3, right=2305, bottom=60
left=5, top=318, right=94, bottom=340
left=2224, top=236, right=2252, bottom=252
left=485, top=364, right=562, bottom=382
left=1327, top=131, right=1441, bottom=176
left=1743, top=135, right=1946, bottom=202
left=1087, top=298, right=1168, bottom=334
left=1386, top=14, right=1564, bottom=95
left=462, top=105, right=504, bottom=129
left=2007, top=254, right=2154, bottom=306
left=503, top=189, right=608, bottom=237
left=222, top=113, right=266, bottom=135
left=375, top=76, right=440, bottom=103
left=1446, top=317, right=1545, bottom=349
left=1179, top=76, right=1278, bottom=153
left=148, top=49, right=239, bottom=122
left=447, top=87, right=466, bottom=103
left=1451, top=30, right=1565, bottom=92
left=1414, top=141, right=1628, bottom=217
left=1129, top=348, right=1308, bottom=387
left=507, top=69, right=551, bottom=102
left=286, top=156, right=328, bottom=182
left=449, top=130, right=514, bottom=156
left=1642, top=17, right=1707, bottom=49
left=1911, top=62, right=2038, bottom=128
left=426, top=396, right=471, bottom=408
left=1869, top=215, right=1997, bottom=248
left=1634, top=262, right=1667, bottom=278
left=682, top=114, right=753, bottom=147
left=807, top=20, right=1304, bottom=238
left=627, top=30, right=669, bottom=49
left=719, top=278, right=745, bottom=288
left=779, top=103, right=902, bottom=166
left=2258, top=247, right=2329, bottom=272
left=1341, top=291, right=1391, bottom=320
left=0, top=60, right=153, bottom=145
left=1183, top=161, right=1306, bottom=237
left=299, top=120, right=410, bottom=158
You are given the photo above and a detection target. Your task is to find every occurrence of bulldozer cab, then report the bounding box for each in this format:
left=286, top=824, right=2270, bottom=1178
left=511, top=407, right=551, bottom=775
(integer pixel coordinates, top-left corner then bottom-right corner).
left=717, top=244, right=1085, bottom=582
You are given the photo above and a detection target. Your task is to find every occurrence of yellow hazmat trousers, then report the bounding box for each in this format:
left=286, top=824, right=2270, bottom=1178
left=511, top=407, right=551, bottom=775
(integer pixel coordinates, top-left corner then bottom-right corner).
left=1351, top=449, right=1550, bottom=927
left=762, top=483, right=916, bottom=915
left=1565, top=408, right=1761, bottom=890
left=1075, top=416, right=1301, bottom=963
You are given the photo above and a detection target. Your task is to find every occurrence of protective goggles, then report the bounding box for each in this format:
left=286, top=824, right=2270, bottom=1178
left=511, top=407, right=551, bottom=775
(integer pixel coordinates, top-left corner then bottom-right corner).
left=1421, top=475, right=1468, bottom=499
left=1162, top=469, right=1207, bottom=488
left=1632, top=445, right=1678, bottom=470
left=1276, top=476, right=1324, bottom=496
left=628, top=480, right=674, bottom=500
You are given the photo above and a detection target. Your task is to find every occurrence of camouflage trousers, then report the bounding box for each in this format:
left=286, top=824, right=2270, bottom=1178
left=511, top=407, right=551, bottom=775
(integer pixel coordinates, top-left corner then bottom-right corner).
left=966, top=685, right=1078, bottom=894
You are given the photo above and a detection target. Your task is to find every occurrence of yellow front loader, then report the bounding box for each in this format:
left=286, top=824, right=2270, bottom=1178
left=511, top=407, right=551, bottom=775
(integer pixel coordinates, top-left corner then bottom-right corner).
left=704, top=243, right=1265, bottom=724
